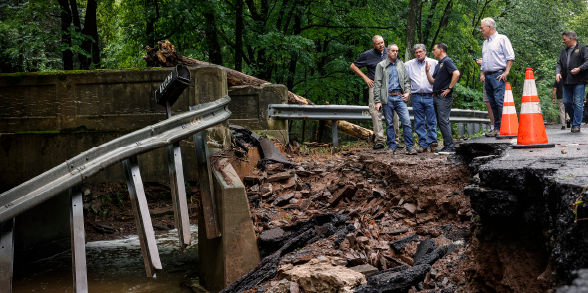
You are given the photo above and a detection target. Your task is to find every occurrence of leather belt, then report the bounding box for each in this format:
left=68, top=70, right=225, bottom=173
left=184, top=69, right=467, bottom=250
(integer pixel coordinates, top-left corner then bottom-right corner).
left=484, top=69, right=505, bottom=75
left=388, top=91, right=402, bottom=96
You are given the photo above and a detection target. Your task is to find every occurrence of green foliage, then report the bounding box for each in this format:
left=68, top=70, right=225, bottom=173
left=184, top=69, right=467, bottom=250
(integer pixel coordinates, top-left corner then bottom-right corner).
left=2, top=0, right=587, bottom=126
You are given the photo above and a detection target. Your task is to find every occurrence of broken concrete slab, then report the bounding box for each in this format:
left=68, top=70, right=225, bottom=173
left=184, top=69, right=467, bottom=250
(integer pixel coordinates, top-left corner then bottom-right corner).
left=282, top=258, right=366, bottom=292
left=349, top=264, right=379, bottom=276
left=266, top=171, right=293, bottom=182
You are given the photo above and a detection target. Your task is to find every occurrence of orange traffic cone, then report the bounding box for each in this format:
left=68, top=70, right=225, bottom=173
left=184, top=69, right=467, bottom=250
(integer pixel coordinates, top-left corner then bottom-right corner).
left=496, top=82, right=518, bottom=139
left=513, top=68, right=554, bottom=148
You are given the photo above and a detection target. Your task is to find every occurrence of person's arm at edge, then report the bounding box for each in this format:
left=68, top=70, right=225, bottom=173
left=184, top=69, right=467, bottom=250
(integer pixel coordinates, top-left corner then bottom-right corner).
left=441, top=69, right=460, bottom=97
left=425, top=62, right=434, bottom=85
left=373, top=63, right=383, bottom=110
left=401, top=64, right=411, bottom=101
left=350, top=63, right=374, bottom=87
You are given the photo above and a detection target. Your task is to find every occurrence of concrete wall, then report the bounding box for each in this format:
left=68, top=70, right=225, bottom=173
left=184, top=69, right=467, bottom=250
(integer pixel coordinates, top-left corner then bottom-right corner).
left=0, top=67, right=287, bottom=191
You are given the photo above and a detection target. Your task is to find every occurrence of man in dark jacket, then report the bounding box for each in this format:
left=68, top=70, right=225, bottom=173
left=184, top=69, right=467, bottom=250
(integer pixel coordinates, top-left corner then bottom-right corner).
left=556, top=30, right=588, bottom=133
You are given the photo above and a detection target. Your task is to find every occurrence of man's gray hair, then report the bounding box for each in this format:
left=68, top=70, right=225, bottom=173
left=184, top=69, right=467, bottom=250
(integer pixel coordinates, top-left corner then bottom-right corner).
left=563, top=30, right=577, bottom=40
left=413, top=44, right=426, bottom=52
left=372, top=35, right=384, bottom=43
left=389, top=44, right=398, bottom=49
left=481, top=17, right=496, bottom=29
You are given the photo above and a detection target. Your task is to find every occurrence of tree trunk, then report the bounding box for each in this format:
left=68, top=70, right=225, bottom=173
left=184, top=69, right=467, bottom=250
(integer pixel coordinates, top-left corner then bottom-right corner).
left=234, top=0, right=243, bottom=71
left=58, top=0, right=73, bottom=70
left=143, top=41, right=373, bottom=141
left=145, top=0, right=159, bottom=48
left=286, top=1, right=301, bottom=90
left=81, top=0, right=99, bottom=69
left=204, top=0, right=223, bottom=65
left=405, top=0, right=421, bottom=61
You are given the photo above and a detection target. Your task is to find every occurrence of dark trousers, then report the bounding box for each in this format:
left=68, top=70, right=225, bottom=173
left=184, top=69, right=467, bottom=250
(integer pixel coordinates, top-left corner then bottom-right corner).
left=434, top=93, right=454, bottom=148
left=485, top=71, right=505, bottom=129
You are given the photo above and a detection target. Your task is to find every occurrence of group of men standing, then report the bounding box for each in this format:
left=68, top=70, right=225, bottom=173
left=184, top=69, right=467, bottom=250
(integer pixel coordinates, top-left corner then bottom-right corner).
left=351, top=17, right=587, bottom=154
left=350, top=36, right=460, bottom=154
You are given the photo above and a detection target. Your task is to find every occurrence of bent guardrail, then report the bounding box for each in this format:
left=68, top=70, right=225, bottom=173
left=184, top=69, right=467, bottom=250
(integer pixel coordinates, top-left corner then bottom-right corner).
left=0, top=97, right=231, bottom=223
left=0, top=96, right=231, bottom=292
left=267, top=104, right=490, bottom=146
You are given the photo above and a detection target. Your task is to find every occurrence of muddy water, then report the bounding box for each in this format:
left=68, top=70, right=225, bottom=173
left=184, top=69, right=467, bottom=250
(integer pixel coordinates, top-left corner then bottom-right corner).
left=13, top=226, right=199, bottom=293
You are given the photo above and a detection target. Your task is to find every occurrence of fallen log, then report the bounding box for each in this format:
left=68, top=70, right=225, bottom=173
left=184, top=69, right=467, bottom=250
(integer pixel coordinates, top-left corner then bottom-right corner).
left=144, top=40, right=373, bottom=141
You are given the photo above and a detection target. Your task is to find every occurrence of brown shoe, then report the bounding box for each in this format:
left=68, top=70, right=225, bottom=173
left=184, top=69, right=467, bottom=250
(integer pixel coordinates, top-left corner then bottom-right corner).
left=485, top=129, right=498, bottom=137
left=405, top=147, right=418, bottom=155
left=571, top=127, right=581, bottom=133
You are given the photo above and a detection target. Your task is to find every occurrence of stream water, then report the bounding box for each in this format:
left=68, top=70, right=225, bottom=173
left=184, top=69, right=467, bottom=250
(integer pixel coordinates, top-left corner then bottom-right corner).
left=13, top=225, right=199, bottom=292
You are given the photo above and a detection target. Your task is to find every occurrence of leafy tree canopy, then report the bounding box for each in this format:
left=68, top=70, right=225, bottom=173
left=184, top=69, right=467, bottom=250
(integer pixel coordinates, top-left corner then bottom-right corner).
left=1, top=0, right=587, bottom=121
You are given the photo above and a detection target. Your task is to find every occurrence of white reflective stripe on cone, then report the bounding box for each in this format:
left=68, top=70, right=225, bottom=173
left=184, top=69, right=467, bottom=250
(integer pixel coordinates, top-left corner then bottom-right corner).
left=503, top=105, right=517, bottom=114
left=504, top=91, right=515, bottom=103
left=523, top=79, right=538, bottom=96
left=520, top=102, right=542, bottom=114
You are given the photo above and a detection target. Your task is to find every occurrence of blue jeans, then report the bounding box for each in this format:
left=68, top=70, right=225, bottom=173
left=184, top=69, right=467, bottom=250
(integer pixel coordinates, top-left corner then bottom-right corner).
left=562, top=84, right=586, bottom=128
left=412, top=93, right=437, bottom=148
left=485, top=71, right=505, bottom=129
left=434, top=93, right=454, bottom=149
left=382, top=95, right=414, bottom=149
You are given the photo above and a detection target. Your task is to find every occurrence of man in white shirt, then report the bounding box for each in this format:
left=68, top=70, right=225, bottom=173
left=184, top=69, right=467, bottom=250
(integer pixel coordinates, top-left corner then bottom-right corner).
left=480, top=17, right=515, bottom=137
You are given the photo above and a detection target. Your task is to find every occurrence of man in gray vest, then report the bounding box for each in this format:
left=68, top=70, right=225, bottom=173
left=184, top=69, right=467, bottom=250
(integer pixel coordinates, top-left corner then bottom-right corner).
left=373, top=44, right=417, bottom=155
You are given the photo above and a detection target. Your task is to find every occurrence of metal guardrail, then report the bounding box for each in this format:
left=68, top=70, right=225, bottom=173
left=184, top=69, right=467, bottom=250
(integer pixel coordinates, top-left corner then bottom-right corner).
left=0, top=96, right=231, bottom=223
left=267, top=104, right=491, bottom=146
left=0, top=96, right=230, bottom=293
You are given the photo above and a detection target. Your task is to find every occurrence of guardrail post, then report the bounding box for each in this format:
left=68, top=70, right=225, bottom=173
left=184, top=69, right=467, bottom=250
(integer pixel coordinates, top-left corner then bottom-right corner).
left=474, top=123, right=481, bottom=135
left=167, top=142, right=191, bottom=248
left=0, top=219, right=14, bottom=293
left=467, top=123, right=474, bottom=137
left=457, top=123, right=464, bottom=137
left=69, top=186, right=88, bottom=293
left=122, top=156, right=162, bottom=278
left=193, top=131, right=221, bottom=239
left=332, top=120, right=338, bottom=147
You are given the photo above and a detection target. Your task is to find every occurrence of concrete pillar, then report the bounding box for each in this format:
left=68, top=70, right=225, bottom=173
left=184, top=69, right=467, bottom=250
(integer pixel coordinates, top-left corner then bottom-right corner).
left=198, top=158, right=260, bottom=292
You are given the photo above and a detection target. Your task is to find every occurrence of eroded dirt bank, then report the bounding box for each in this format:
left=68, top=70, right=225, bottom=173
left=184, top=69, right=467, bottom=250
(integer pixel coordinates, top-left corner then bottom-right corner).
left=224, top=143, right=475, bottom=292
left=77, top=138, right=588, bottom=292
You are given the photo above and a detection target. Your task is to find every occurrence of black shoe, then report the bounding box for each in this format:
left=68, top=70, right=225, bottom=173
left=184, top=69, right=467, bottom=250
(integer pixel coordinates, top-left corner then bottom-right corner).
left=373, top=143, right=385, bottom=150
left=561, top=125, right=566, bottom=130
left=567, top=120, right=571, bottom=128
left=571, top=127, right=581, bottom=133
left=396, top=144, right=405, bottom=149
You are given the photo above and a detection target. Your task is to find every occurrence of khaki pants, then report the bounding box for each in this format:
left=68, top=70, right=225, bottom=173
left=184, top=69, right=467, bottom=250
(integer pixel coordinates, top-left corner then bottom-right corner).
left=557, top=98, right=570, bottom=126
left=369, top=88, right=399, bottom=145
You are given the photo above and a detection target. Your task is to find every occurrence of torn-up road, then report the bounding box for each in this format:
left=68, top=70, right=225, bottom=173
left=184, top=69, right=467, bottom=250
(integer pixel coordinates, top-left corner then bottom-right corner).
left=223, top=131, right=473, bottom=292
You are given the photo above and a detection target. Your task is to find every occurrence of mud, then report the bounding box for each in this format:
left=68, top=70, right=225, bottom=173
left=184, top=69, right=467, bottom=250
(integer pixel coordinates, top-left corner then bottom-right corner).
left=235, top=142, right=473, bottom=292
left=60, top=133, right=588, bottom=292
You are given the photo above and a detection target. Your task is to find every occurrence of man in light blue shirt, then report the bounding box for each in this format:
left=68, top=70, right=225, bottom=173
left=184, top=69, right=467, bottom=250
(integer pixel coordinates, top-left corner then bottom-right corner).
left=480, top=17, right=515, bottom=136
left=405, top=44, right=438, bottom=152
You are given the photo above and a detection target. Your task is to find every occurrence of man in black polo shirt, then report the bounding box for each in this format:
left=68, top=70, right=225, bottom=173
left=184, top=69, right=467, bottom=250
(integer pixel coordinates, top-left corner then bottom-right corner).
left=425, top=43, right=460, bottom=154
left=351, top=35, right=400, bottom=149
